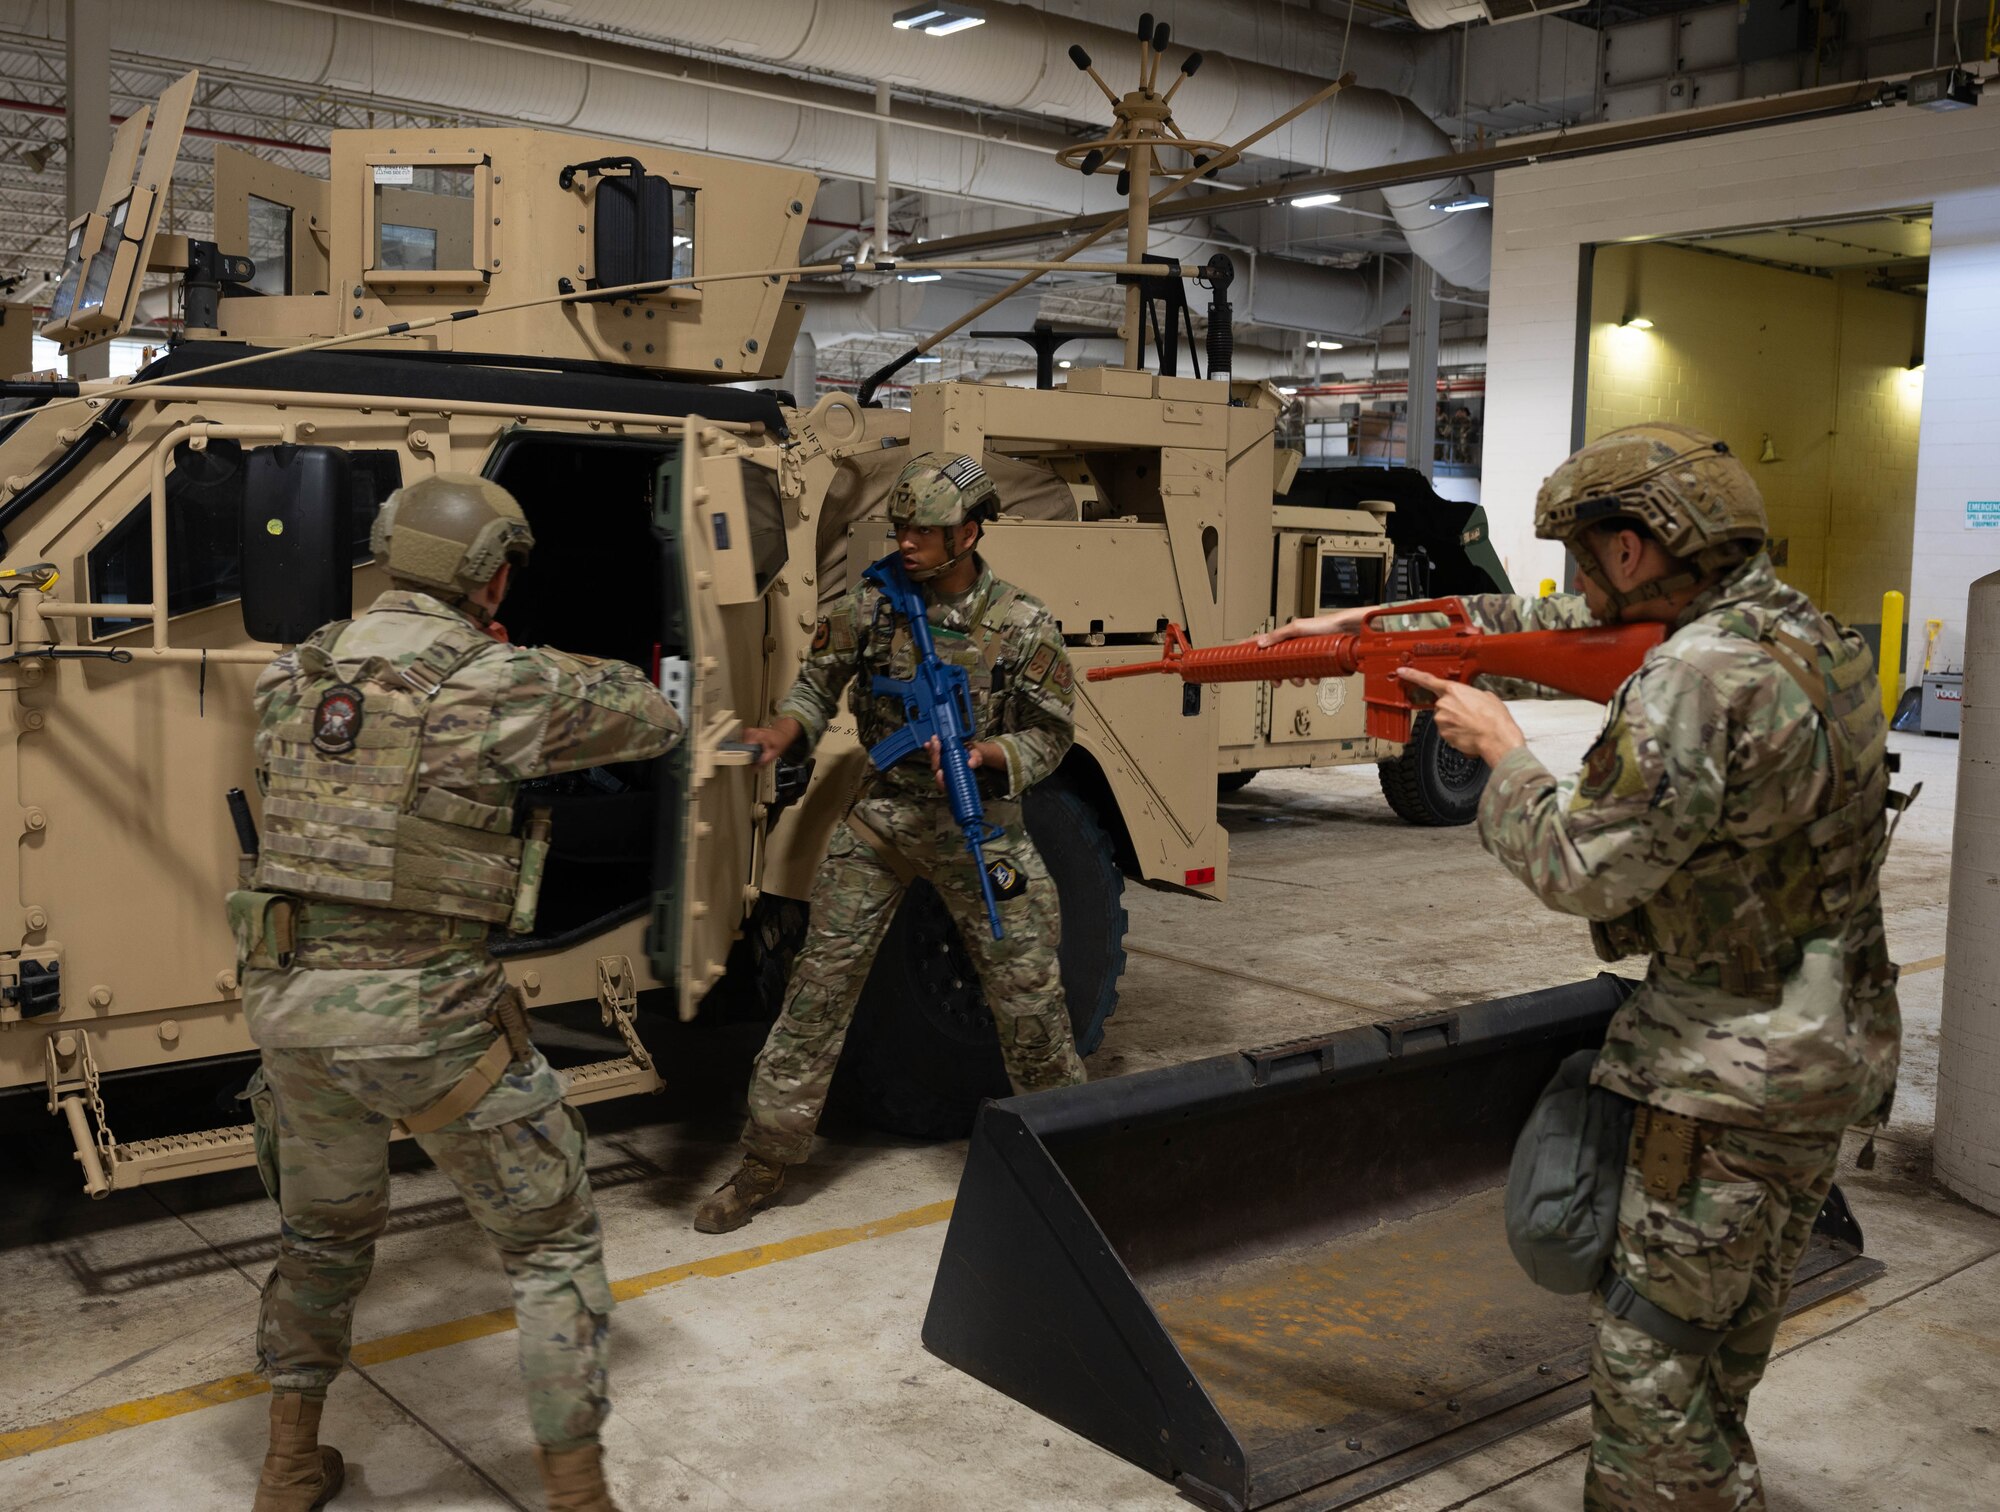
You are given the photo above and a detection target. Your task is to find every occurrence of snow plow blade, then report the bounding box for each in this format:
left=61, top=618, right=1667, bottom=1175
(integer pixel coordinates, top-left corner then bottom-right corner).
left=921, top=975, right=1879, bottom=1511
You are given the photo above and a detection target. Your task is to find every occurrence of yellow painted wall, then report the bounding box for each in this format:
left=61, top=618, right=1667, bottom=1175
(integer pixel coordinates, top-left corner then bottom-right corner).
left=1586, top=242, right=1925, bottom=629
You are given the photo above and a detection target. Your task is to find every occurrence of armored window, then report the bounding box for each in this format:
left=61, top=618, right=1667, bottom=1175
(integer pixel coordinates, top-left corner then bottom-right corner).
left=245, top=195, right=293, bottom=295
left=1316, top=552, right=1383, bottom=612
left=741, top=461, right=787, bottom=596
left=88, top=445, right=402, bottom=638
left=46, top=222, right=84, bottom=325
left=76, top=195, right=130, bottom=317
left=364, top=159, right=490, bottom=288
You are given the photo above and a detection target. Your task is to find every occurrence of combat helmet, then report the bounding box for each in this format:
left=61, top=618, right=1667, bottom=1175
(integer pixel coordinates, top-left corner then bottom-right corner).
left=887, top=451, right=999, bottom=581
left=1534, top=422, right=1765, bottom=614
left=370, top=472, right=535, bottom=616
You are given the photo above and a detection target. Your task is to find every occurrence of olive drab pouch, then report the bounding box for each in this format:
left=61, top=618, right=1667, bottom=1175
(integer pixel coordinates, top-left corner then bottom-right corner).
left=226, top=889, right=297, bottom=971
left=1504, top=1048, right=1636, bottom=1294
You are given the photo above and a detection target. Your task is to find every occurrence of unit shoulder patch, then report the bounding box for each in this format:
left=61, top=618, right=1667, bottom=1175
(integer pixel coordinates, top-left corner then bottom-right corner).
left=812, top=617, right=831, bottom=653
left=1050, top=657, right=1073, bottom=694
left=984, top=857, right=1028, bottom=900
left=1575, top=715, right=1648, bottom=805
left=1023, top=644, right=1057, bottom=686
left=312, top=684, right=366, bottom=754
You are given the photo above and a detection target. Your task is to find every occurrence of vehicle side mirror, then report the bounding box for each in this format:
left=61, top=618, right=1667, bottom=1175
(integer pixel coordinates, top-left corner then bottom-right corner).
left=240, top=445, right=353, bottom=643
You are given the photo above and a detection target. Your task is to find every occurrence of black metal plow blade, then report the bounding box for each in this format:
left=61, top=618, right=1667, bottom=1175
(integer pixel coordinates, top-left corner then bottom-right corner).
left=921, top=974, right=1881, bottom=1512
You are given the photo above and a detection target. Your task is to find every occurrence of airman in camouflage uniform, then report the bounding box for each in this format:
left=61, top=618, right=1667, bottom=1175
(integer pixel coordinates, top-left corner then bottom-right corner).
left=695, top=451, right=1086, bottom=1233
left=236, top=474, right=680, bottom=1512
left=1267, top=423, right=1901, bottom=1510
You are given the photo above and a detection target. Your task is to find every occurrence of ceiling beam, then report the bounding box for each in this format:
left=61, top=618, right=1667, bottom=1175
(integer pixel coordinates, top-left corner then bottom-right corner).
left=905, top=79, right=1897, bottom=259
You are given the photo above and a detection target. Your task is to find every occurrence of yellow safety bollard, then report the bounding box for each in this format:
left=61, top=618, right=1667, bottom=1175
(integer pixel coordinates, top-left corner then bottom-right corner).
left=1880, top=590, right=1905, bottom=721
left=1538, top=578, right=1557, bottom=598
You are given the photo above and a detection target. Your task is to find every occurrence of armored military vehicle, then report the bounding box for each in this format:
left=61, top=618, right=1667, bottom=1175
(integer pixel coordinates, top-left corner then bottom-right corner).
left=1, top=65, right=1487, bottom=1192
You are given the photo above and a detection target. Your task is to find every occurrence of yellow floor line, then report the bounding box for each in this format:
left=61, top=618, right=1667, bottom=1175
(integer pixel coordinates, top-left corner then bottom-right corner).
left=1903, top=954, right=1945, bottom=976
left=0, top=1197, right=955, bottom=1463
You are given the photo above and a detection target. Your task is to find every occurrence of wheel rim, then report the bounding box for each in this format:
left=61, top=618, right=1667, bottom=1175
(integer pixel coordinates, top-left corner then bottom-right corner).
left=1435, top=739, right=1486, bottom=793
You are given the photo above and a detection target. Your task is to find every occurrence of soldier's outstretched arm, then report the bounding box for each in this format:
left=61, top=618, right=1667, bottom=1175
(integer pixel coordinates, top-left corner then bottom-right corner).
left=487, top=648, right=682, bottom=778
left=771, top=589, right=865, bottom=755
left=1476, top=656, right=1730, bottom=920
left=992, top=615, right=1074, bottom=799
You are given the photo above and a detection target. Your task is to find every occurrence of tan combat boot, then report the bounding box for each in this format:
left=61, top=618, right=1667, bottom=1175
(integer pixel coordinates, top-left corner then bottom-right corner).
left=536, top=1443, right=620, bottom=1512
left=692, top=1154, right=785, bottom=1234
left=252, top=1392, right=344, bottom=1511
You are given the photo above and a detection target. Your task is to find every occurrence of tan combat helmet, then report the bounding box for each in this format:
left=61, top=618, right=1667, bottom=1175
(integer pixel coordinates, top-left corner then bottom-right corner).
left=1534, top=421, right=1766, bottom=615
left=371, top=472, right=536, bottom=615
left=887, top=450, right=999, bottom=581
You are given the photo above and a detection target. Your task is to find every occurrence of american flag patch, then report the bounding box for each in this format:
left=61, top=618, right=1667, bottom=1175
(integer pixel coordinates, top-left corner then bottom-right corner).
left=939, top=454, right=989, bottom=493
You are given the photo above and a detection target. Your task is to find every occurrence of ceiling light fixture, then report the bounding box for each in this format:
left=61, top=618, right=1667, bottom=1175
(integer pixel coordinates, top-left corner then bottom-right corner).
left=891, top=4, right=986, bottom=35
left=900, top=271, right=942, bottom=283
left=1290, top=192, right=1342, bottom=208
left=1058, top=359, right=1073, bottom=369
left=1620, top=315, right=1653, bottom=330
left=912, top=353, right=944, bottom=363
left=1307, top=338, right=1344, bottom=350
left=1428, top=192, right=1491, bottom=213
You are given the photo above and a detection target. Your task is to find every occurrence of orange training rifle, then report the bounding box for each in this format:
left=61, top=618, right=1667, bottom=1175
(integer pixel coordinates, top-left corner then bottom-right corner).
left=1086, top=598, right=1666, bottom=743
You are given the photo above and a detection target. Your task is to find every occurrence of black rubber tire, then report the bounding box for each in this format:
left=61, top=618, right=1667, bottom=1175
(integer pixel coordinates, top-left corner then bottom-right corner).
left=838, top=776, right=1129, bottom=1141
left=1377, top=709, right=1490, bottom=826
left=1216, top=769, right=1258, bottom=795
left=705, top=892, right=809, bottom=1024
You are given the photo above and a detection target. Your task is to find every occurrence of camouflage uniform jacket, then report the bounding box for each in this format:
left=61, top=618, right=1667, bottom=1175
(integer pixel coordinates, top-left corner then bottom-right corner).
left=1469, top=554, right=1900, bottom=1135
left=244, top=589, right=681, bottom=1062
left=776, top=557, right=1074, bottom=800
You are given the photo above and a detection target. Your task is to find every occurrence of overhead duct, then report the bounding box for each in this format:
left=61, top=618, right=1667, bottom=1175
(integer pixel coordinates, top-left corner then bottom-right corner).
left=243, top=0, right=1492, bottom=287
left=1406, top=0, right=1591, bottom=28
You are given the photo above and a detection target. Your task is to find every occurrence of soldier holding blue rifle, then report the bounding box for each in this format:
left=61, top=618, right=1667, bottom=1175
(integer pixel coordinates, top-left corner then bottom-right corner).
left=696, top=451, right=1087, bottom=1233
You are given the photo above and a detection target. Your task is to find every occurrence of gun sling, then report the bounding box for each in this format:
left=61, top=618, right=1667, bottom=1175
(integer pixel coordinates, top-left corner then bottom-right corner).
left=397, top=988, right=536, bottom=1135
left=845, top=808, right=921, bottom=888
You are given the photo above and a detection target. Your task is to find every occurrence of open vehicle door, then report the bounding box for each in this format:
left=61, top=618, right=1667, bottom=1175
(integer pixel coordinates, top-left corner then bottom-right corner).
left=649, top=419, right=772, bottom=1018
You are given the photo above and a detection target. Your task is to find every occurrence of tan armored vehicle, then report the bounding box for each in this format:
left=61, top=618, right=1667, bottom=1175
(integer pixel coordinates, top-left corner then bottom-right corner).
left=1, top=69, right=1496, bottom=1193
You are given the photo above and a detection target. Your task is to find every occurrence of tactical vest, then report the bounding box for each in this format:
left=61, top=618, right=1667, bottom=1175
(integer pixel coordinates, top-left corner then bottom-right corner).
left=863, top=575, right=1028, bottom=756
left=253, top=616, right=530, bottom=926
left=1589, top=602, right=1893, bottom=1002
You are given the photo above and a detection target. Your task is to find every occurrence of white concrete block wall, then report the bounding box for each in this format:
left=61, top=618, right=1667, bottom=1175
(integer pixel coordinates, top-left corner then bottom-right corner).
left=1482, top=97, right=2000, bottom=630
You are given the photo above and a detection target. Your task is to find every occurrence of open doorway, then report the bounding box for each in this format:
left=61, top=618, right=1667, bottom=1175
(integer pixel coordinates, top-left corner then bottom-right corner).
left=482, top=430, right=678, bottom=954
left=1580, top=211, right=1929, bottom=675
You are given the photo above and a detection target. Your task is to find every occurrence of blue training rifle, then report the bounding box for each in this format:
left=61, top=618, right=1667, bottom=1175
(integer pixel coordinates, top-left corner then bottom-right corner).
left=860, top=552, right=1007, bottom=939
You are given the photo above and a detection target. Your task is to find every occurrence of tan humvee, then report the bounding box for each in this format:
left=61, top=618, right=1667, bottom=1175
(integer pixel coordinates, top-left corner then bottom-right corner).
left=0, top=72, right=1474, bottom=1194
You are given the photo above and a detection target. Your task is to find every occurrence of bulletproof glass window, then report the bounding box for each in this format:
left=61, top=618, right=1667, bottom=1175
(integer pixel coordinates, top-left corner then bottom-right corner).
left=46, top=222, right=84, bottom=325
left=89, top=445, right=401, bottom=638
left=77, top=196, right=130, bottom=315
left=246, top=195, right=292, bottom=295
left=371, top=164, right=476, bottom=275
left=1317, top=552, right=1384, bottom=611
left=741, top=461, right=787, bottom=595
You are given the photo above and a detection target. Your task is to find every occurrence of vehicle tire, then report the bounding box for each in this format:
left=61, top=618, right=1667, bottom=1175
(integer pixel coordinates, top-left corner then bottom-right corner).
left=1377, top=709, right=1489, bottom=826
left=838, top=776, right=1129, bottom=1140
left=1217, top=769, right=1257, bottom=795
left=705, top=892, right=809, bottom=1024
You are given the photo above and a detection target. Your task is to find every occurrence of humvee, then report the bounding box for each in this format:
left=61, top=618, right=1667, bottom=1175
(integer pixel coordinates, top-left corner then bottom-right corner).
left=1, top=70, right=1496, bottom=1193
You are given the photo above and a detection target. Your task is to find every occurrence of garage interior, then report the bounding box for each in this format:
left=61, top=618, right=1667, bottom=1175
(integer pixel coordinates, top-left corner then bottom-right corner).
left=3, top=1, right=2000, bottom=1509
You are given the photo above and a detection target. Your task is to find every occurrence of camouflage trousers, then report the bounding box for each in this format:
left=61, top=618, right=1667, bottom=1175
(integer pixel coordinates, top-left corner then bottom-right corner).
left=742, top=791, right=1086, bottom=1165
left=252, top=1039, right=614, bottom=1451
left=1585, top=1123, right=1843, bottom=1511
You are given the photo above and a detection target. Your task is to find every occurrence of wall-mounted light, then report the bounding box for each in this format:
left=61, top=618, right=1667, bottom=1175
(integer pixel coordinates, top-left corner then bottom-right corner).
left=899, top=272, right=942, bottom=283
left=1307, top=338, right=1344, bottom=350
left=891, top=4, right=986, bottom=35
left=1428, top=192, right=1490, bottom=213
left=1619, top=315, right=1653, bottom=330
left=1291, top=192, right=1342, bottom=208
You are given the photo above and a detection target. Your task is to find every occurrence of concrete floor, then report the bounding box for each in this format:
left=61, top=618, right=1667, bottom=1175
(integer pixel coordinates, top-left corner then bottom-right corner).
left=1, top=703, right=1991, bottom=1511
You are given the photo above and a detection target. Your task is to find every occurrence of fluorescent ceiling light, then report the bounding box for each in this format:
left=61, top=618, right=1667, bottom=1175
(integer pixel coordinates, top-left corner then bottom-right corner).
left=892, top=4, right=985, bottom=34
left=912, top=354, right=943, bottom=363
left=1290, top=192, right=1342, bottom=208
left=1429, top=193, right=1491, bottom=213
left=900, top=272, right=942, bottom=283
left=1277, top=386, right=1298, bottom=395
left=1058, top=359, right=1073, bottom=368
left=1307, top=338, right=1343, bottom=350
